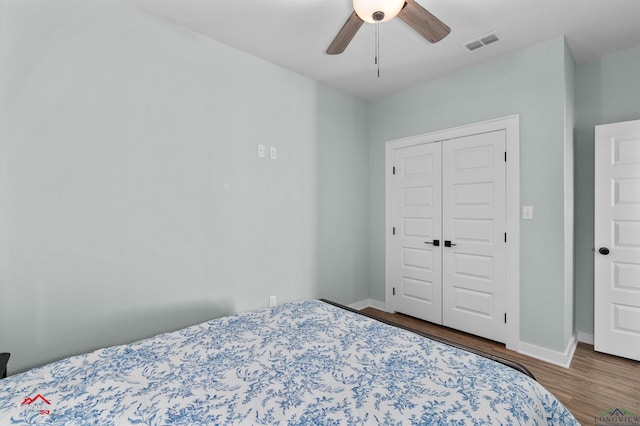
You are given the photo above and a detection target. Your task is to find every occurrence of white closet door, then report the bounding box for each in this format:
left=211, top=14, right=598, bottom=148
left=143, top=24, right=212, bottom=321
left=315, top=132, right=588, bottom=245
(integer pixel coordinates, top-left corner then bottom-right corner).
left=391, top=142, right=443, bottom=324
left=442, top=130, right=507, bottom=343
left=594, top=120, right=640, bottom=361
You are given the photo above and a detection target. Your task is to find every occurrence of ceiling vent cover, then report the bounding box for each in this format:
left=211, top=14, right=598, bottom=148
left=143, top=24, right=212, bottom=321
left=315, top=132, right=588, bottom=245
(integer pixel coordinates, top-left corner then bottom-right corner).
left=463, top=32, right=500, bottom=52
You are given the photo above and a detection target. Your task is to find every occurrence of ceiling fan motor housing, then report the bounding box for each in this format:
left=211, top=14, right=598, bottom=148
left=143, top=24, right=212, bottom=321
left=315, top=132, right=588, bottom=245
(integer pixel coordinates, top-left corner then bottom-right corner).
left=353, top=0, right=404, bottom=23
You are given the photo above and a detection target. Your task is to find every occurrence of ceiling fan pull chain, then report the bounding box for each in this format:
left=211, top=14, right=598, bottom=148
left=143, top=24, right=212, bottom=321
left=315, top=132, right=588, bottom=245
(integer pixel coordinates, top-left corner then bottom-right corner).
left=375, top=21, right=380, bottom=78
left=374, top=21, right=378, bottom=65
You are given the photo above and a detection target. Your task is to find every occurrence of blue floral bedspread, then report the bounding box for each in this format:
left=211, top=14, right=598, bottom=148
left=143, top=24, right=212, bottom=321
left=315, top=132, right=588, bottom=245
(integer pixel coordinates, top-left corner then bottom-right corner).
left=0, top=300, right=578, bottom=425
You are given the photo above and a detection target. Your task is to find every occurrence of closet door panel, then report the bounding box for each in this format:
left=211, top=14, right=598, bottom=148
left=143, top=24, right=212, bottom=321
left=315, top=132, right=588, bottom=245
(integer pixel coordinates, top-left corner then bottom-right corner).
left=442, top=130, right=507, bottom=343
left=391, top=142, right=443, bottom=324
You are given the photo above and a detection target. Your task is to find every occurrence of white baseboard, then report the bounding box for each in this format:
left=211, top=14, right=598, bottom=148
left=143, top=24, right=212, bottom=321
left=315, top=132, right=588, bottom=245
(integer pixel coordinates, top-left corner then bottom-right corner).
left=348, top=298, right=388, bottom=312
left=518, top=334, right=577, bottom=368
left=577, top=331, right=594, bottom=345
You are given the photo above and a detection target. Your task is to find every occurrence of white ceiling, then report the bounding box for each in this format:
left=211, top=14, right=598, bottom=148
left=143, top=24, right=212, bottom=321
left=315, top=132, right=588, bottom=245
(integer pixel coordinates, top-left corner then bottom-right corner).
left=130, top=0, right=640, bottom=101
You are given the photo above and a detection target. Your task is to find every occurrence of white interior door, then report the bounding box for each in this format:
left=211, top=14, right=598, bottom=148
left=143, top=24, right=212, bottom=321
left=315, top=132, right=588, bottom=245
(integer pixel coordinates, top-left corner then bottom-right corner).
left=442, top=131, right=507, bottom=343
left=391, top=142, right=442, bottom=323
left=594, top=119, right=640, bottom=361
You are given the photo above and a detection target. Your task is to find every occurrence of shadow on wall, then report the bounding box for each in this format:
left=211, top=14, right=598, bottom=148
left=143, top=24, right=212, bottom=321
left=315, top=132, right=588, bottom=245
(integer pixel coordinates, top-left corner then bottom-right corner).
left=13, top=300, right=235, bottom=375
left=90, top=300, right=236, bottom=346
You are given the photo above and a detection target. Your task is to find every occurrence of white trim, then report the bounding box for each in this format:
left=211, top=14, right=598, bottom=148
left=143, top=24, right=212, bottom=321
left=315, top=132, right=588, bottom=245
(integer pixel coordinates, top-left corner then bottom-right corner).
left=519, top=334, right=577, bottom=368
left=385, top=115, right=520, bottom=351
left=348, top=299, right=388, bottom=312
left=577, top=331, right=594, bottom=345
left=503, top=116, right=521, bottom=352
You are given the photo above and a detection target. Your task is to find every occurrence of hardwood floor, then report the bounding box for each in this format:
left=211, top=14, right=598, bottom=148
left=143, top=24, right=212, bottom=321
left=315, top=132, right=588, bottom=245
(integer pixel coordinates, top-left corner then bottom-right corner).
left=361, top=307, right=640, bottom=425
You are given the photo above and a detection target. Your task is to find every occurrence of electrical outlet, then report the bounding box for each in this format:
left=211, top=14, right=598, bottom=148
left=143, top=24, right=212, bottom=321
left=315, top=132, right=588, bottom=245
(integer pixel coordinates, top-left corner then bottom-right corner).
left=269, top=146, right=277, bottom=160
left=269, top=295, right=276, bottom=307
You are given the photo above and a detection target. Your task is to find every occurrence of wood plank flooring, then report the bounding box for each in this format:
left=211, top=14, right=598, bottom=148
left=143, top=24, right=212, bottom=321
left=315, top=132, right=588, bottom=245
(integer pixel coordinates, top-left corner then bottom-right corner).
left=361, top=307, right=640, bottom=425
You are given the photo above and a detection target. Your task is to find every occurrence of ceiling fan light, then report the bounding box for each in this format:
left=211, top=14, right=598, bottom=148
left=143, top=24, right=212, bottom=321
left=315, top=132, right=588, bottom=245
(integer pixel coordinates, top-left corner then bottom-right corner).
left=353, top=0, right=405, bottom=23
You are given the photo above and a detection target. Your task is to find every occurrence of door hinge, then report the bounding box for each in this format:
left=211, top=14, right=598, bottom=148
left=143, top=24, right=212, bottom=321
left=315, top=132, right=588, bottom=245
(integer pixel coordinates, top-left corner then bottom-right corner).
left=504, top=151, right=507, bottom=162
left=392, top=227, right=396, bottom=235
left=392, top=166, right=396, bottom=175
left=392, top=287, right=396, bottom=296
left=504, top=232, right=507, bottom=243
left=504, top=313, right=507, bottom=323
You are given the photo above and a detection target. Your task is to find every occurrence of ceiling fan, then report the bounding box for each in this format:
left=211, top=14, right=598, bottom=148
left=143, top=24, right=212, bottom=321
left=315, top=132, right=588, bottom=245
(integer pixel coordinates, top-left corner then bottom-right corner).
left=327, top=0, right=450, bottom=55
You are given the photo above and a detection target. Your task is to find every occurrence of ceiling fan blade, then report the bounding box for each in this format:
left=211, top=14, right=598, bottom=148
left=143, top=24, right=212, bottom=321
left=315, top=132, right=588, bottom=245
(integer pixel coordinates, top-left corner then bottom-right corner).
left=326, top=11, right=364, bottom=55
left=397, top=0, right=450, bottom=43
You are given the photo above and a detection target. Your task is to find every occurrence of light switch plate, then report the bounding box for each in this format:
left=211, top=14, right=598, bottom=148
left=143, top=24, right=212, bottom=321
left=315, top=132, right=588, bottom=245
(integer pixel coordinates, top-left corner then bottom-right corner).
left=257, top=144, right=266, bottom=158
left=522, top=205, right=534, bottom=220
left=269, top=146, right=277, bottom=160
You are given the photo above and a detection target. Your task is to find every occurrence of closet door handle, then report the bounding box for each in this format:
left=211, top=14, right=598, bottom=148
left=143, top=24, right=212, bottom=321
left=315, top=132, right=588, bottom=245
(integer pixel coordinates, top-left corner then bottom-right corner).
left=424, top=239, right=440, bottom=246
left=444, top=240, right=456, bottom=247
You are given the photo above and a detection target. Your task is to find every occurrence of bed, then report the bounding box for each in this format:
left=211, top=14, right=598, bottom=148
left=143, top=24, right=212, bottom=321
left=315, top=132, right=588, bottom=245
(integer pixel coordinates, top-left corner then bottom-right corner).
left=0, top=299, right=578, bottom=425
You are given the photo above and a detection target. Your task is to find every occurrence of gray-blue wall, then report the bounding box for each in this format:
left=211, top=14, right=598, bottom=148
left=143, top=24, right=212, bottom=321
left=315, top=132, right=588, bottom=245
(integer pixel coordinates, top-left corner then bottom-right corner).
left=367, top=37, right=573, bottom=352
left=0, top=1, right=370, bottom=373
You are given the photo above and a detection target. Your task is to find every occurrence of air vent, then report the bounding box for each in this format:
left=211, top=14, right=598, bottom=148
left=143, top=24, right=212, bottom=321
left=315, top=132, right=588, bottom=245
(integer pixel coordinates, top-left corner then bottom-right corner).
left=463, top=32, right=500, bottom=52
left=480, top=33, right=499, bottom=45
left=465, top=40, right=484, bottom=51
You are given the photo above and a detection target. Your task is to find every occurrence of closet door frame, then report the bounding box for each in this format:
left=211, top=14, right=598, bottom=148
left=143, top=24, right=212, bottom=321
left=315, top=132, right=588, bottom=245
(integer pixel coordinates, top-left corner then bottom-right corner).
left=385, top=115, right=520, bottom=351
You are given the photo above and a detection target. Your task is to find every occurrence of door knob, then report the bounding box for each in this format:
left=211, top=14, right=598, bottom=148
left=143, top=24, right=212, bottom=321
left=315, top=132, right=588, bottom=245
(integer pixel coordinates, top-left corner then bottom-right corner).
left=598, top=247, right=610, bottom=255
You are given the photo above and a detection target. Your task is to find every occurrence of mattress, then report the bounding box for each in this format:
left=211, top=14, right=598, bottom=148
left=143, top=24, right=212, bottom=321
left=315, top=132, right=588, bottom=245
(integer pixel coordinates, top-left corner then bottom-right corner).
left=0, top=300, right=578, bottom=425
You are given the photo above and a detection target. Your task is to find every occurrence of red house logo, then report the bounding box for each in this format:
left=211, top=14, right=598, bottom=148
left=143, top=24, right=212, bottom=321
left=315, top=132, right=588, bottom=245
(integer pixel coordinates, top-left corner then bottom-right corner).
left=21, top=394, right=51, bottom=405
